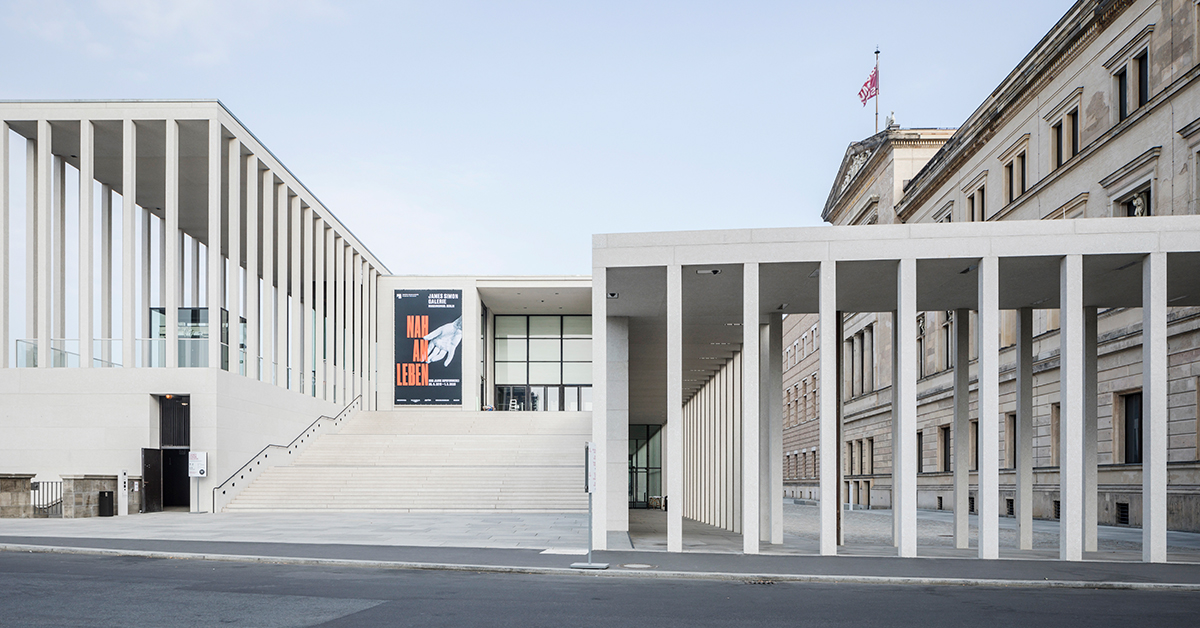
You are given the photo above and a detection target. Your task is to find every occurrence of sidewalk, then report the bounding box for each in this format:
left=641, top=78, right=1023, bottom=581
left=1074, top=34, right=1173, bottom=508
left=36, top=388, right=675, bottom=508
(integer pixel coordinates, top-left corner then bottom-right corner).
left=1, top=504, right=1199, bottom=590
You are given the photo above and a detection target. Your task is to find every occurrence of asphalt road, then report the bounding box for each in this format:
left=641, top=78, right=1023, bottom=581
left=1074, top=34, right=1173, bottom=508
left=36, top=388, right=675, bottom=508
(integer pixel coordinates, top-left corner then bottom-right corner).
left=3, top=552, right=1199, bottom=628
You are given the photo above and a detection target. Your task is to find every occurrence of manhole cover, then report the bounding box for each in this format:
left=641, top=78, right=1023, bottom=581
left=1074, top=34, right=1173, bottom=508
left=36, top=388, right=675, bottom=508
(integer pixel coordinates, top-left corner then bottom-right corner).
left=621, top=563, right=655, bottom=569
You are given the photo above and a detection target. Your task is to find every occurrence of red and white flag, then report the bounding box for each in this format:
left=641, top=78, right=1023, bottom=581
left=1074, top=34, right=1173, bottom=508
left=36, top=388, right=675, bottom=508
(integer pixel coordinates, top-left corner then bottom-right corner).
left=858, top=66, right=878, bottom=106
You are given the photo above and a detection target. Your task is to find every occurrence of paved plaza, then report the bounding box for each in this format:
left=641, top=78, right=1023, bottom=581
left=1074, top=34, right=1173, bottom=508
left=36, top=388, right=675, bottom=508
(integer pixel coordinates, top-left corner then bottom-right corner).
left=2, top=502, right=1199, bottom=564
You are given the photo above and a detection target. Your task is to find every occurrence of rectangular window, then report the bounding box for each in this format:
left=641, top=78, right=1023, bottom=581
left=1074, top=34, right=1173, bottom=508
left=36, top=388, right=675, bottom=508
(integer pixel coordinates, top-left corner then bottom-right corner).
left=978, top=186, right=985, bottom=219
left=865, top=437, right=873, bottom=474
left=1136, top=50, right=1149, bottom=107
left=1050, top=402, right=1061, bottom=467
left=1117, top=68, right=1129, bottom=121
left=493, top=315, right=591, bottom=411
left=970, top=419, right=979, bottom=471
left=1005, top=413, right=1016, bottom=469
left=967, top=195, right=975, bottom=222
left=1068, top=110, right=1079, bottom=156
left=1017, top=152, right=1026, bottom=196
left=1005, top=162, right=1014, bottom=203
left=917, top=430, right=924, bottom=474
left=939, top=425, right=951, bottom=472
left=1053, top=121, right=1064, bottom=169
left=1123, top=392, right=1143, bottom=464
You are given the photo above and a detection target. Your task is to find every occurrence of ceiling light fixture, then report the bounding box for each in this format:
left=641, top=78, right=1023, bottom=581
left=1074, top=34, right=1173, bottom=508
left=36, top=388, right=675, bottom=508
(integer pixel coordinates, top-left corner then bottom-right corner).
left=607, top=292, right=619, bottom=299
left=697, top=269, right=721, bottom=275
left=959, top=264, right=978, bottom=275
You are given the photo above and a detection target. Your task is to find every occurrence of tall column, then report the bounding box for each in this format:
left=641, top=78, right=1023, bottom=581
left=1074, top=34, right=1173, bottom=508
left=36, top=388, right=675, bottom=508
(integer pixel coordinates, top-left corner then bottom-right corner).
left=34, top=122, right=53, bottom=367
left=1142, top=252, right=1167, bottom=563
left=261, top=171, right=274, bottom=384
left=767, top=314, right=784, bottom=544
left=667, top=263, right=683, bottom=552
left=36, top=121, right=52, bottom=368
left=244, top=156, right=259, bottom=379
left=758, top=321, right=769, bottom=541
left=342, top=241, right=351, bottom=399
left=290, top=196, right=302, bottom=391
left=332, top=235, right=343, bottom=401
left=351, top=251, right=361, bottom=399
left=977, top=256, right=1000, bottom=560
left=894, top=258, right=918, bottom=557
left=165, top=120, right=180, bottom=369
left=1083, top=306, right=1098, bottom=552
left=303, top=211, right=316, bottom=395
left=226, top=138, right=241, bottom=375
left=1016, top=307, right=1034, bottom=550
left=312, top=219, right=323, bottom=398
left=0, top=122, right=7, bottom=368
left=953, top=308, right=971, bottom=548
left=275, top=186, right=288, bottom=388
left=101, top=186, right=112, bottom=362
left=25, top=138, right=37, bottom=348
left=324, top=226, right=335, bottom=400
left=818, top=260, right=838, bottom=555
left=741, top=262, right=760, bottom=554
left=205, top=120, right=223, bottom=371
left=53, top=155, right=65, bottom=344
left=365, top=266, right=374, bottom=407
left=1059, top=254, right=1084, bottom=561
left=141, top=208, right=151, bottom=364
left=889, top=310, right=898, bottom=547
left=80, top=140, right=96, bottom=364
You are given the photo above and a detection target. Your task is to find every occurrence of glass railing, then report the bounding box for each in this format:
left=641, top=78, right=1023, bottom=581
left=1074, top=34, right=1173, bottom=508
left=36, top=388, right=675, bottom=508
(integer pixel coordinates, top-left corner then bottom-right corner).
left=92, top=339, right=123, bottom=367
left=239, top=348, right=246, bottom=376
left=178, top=338, right=208, bottom=368
left=135, top=339, right=166, bottom=368
left=16, top=339, right=37, bottom=367
left=48, top=339, right=80, bottom=367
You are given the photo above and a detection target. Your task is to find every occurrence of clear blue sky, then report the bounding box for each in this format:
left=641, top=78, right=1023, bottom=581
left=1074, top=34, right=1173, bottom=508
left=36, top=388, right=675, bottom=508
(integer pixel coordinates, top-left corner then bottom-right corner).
left=2, top=0, right=1074, bottom=276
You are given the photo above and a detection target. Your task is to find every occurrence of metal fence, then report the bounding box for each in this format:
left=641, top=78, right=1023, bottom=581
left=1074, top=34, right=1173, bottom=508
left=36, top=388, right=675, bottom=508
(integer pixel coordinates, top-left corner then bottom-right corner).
left=31, top=481, right=62, bottom=518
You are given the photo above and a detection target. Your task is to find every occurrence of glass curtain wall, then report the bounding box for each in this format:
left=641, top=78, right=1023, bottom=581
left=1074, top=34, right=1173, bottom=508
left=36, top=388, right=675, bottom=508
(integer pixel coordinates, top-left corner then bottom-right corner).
left=494, top=315, right=592, bottom=411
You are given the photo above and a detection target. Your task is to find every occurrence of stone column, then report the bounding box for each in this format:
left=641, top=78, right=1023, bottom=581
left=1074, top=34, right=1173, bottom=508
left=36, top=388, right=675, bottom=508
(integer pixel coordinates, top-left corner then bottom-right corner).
left=667, top=263, right=683, bottom=552
left=290, top=196, right=302, bottom=390
left=53, top=155, right=65, bottom=346
left=36, top=120, right=52, bottom=368
left=895, top=258, right=918, bottom=557
left=165, top=120, right=180, bottom=369
left=767, top=314, right=783, bottom=544
left=324, top=226, right=335, bottom=400
left=0, top=122, right=7, bottom=368
left=977, top=256, right=1000, bottom=560
left=818, top=259, right=838, bottom=555
left=303, top=208, right=316, bottom=393
left=313, top=219, right=324, bottom=398
left=954, top=308, right=971, bottom=549
left=206, top=120, right=223, bottom=371
left=226, top=138, right=241, bottom=375
left=741, top=262, right=760, bottom=555
left=78, top=121, right=94, bottom=368
left=140, top=207, right=151, bottom=365
left=260, top=171, right=274, bottom=384
left=101, top=185, right=113, bottom=364
left=591, top=266, right=609, bottom=549
left=244, top=156, right=259, bottom=379
left=1016, top=307, right=1034, bottom=550
left=275, top=186, right=288, bottom=387
left=1059, top=254, right=1084, bottom=561
left=1084, top=306, right=1098, bottom=553
left=1142, top=252, right=1167, bottom=563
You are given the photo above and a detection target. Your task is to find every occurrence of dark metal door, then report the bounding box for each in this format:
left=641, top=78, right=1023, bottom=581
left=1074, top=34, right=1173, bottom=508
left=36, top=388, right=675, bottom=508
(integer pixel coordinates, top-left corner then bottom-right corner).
left=142, top=448, right=162, bottom=513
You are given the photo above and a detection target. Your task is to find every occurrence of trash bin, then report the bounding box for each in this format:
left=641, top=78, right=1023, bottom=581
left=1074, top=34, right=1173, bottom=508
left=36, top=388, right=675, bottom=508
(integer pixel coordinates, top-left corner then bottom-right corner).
left=98, top=491, right=115, bottom=517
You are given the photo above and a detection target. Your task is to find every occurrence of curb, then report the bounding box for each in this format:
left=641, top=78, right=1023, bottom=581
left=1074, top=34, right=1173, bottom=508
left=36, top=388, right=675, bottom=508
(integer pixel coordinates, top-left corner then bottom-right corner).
left=2, top=543, right=1198, bottom=591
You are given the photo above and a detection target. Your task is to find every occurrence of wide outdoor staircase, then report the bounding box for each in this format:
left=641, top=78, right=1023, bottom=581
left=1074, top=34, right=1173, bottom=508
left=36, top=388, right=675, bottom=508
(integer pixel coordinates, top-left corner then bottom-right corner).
left=224, top=410, right=590, bottom=512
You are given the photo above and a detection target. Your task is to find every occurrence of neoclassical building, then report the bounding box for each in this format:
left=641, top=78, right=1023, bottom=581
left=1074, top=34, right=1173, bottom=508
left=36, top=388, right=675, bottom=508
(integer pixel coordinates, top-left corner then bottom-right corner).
left=783, top=0, right=1200, bottom=534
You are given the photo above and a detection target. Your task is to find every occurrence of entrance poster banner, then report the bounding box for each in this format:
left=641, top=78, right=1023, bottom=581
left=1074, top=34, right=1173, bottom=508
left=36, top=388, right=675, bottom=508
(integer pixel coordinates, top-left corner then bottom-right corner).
left=187, top=451, right=207, bottom=478
left=395, top=290, right=463, bottom=405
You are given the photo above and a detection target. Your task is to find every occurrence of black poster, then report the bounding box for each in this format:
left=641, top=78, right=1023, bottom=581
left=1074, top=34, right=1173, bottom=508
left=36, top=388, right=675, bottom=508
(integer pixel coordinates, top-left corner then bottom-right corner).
left=394, top=290, right=463, bottom=405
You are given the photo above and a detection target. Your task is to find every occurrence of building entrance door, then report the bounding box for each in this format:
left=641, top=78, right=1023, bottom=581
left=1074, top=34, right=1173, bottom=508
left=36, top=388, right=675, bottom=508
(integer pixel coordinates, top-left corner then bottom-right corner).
left=141, top=448, right=162, bottom=513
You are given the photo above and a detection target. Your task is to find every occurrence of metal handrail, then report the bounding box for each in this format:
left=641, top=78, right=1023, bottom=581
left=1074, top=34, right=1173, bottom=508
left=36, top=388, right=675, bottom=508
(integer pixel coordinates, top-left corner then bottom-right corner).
left=211, top=395, right=361, bottom=512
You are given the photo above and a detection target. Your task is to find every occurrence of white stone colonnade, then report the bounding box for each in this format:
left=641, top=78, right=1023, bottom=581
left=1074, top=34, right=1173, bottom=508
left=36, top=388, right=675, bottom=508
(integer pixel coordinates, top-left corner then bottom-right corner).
left=0, top=102, right=385, bottom=410
left=592, top=217, right=1200, bottom=563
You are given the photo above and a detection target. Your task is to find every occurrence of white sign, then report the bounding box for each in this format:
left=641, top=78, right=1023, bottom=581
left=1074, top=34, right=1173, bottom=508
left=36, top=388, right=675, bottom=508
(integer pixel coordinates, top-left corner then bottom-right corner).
left=584, top=441, right=597, bottom=494
left=188, top=451, right=208, bottom=478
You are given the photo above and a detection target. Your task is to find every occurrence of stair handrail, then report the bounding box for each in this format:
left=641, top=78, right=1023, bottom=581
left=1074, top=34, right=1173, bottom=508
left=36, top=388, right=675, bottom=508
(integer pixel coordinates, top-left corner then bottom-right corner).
left=211, top=395, right=362, bottom=513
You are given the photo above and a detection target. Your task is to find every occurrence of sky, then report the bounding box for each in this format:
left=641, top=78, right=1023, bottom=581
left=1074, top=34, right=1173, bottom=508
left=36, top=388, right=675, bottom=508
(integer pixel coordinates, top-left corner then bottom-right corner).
left=1, top=0, right=1075, bottom=278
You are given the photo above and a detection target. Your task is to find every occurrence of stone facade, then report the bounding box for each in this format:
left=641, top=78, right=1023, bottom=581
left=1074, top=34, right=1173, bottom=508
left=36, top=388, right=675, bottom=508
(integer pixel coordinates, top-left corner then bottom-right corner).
left=61, top=475, right=117, bottom=519
left=0, top=474, right=34, bottom=518
left=785, top=0, right=1200, bottom=532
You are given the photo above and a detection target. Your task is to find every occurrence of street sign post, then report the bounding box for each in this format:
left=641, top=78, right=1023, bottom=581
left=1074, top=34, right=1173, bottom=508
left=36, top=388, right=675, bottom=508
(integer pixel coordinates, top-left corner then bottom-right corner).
left=188, top=452, right=207, bottom=514
left=571, top=442, right=608, bottom=569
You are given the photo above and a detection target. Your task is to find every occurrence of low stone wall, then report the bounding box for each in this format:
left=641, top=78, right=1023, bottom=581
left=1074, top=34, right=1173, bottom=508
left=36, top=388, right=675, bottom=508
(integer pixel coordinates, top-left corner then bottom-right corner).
left=0, top=474, right=35, bottom=518
left=62, top=475, right=117, bottom=518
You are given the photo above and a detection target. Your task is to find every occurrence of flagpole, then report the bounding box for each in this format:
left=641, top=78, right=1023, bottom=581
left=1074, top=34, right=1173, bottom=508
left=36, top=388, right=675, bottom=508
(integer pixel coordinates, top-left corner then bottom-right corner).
left=875, top=46, right=880, bottom=133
